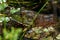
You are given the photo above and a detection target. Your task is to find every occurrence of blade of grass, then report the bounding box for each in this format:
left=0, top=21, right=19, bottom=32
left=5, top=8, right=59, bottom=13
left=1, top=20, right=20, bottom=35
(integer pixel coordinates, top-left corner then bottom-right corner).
left=4, top=17, right=7, bottom=28
left=29, top=1, right=48, bottom=26
left=20, top=0, right=49, bottom=40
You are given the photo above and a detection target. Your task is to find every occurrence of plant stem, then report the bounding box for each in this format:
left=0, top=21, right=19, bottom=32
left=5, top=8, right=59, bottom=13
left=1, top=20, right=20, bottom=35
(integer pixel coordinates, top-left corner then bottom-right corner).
left=4, top=17, right=6, bottom=28
left=20, top=0, right=49, bottom=40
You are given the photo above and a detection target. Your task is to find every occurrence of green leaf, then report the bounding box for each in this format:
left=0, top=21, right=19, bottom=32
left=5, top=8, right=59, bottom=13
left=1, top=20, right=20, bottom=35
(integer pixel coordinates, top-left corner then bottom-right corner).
left=0, top=3, right=8, bottom=11
left=0, top=17, right=10, bottom=22
left=0, top=36, right=2, bottom=40
left=12, top=28, right=22, bottom=40
left=10, top=8, right=20, bottom=14
left=2, top=0, right=7, bottom=2
left=0, top=0, right=6, bottom=3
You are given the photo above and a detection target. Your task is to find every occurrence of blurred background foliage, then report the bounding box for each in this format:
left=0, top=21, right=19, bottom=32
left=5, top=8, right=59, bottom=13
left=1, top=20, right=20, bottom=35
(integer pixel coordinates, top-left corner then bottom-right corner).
left=0, top=0, right=60, bottom=40
left=6, top=0, right=47, bottom=11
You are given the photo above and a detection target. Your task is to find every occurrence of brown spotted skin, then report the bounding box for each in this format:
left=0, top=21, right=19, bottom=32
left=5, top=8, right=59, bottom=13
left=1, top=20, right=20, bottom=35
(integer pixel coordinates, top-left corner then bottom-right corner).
left=35, top=14, right=56, bottom=27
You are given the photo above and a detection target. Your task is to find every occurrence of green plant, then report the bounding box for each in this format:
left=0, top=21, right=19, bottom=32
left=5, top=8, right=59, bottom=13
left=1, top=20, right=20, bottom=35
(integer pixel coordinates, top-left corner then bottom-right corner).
left=3, top=27, right=22, bottom=40
left=0, top=36, right=2, bottom=40
left=10, top=8, right=20, bottom=14
left=0, top=0, right=8, bottom=11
